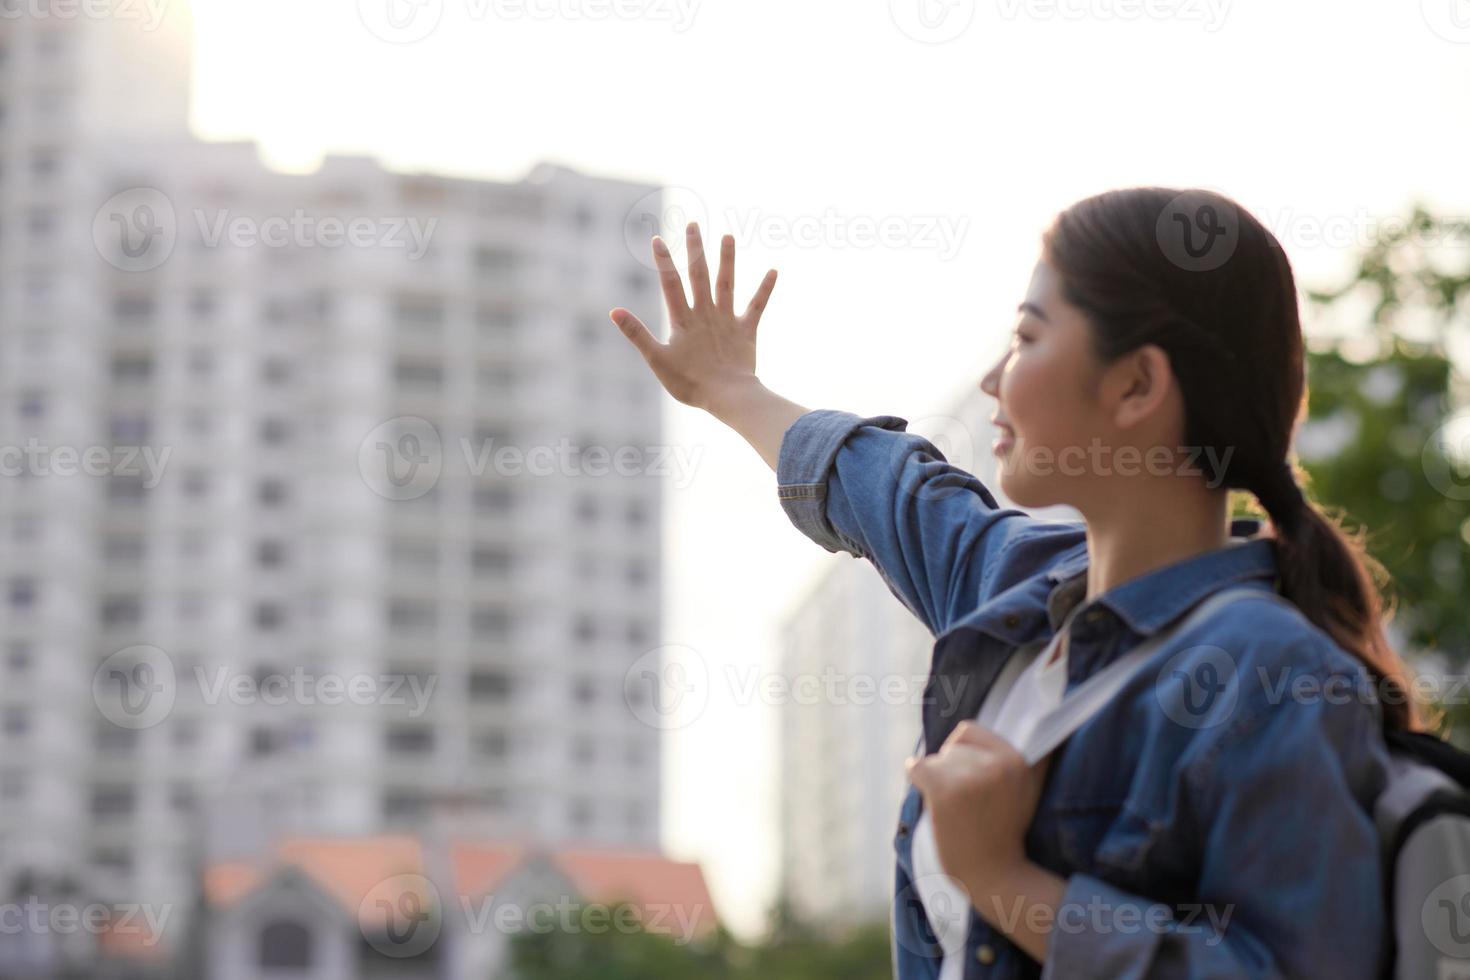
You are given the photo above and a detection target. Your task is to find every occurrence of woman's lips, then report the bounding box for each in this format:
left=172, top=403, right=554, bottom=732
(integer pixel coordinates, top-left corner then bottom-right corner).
left=991, top=425, right=1014, bottom=455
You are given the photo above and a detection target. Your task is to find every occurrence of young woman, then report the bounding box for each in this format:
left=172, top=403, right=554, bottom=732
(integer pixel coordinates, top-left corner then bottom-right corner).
left=608, top=187, right=1427, bottom=978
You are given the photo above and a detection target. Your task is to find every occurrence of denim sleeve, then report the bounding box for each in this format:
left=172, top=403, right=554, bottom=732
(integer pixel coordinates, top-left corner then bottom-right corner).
left=1041, top=657, right=1390, bottom=979
left=775, top=408, right=1027, bottom=636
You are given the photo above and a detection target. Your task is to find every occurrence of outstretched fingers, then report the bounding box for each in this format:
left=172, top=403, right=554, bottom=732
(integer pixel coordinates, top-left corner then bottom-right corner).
left=651, top=236, right=690, bottom=320
left=743, top=268, right=779, bottom=328
left=608, top=308, right=663, bottom=364
left=715, top=234, right=735, bottom=314
left=686, top=222, right=713, bottom=308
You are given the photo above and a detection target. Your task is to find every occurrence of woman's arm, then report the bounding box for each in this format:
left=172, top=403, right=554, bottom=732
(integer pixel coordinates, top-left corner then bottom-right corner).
left=703, top=377, right=810, bottom=474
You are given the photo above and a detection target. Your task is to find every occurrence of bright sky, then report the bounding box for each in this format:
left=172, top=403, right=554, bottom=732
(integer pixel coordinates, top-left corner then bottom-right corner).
left=184, top=0, right=1470, bottom=941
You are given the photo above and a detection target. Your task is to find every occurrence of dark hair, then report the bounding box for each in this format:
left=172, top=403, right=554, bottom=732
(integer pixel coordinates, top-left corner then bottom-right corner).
left=1040, top=186, right=1429, bottom=733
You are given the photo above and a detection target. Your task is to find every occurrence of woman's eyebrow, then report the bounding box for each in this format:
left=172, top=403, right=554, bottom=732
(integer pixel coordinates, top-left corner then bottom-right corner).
left=1017, top=301, right=1050, bottom=322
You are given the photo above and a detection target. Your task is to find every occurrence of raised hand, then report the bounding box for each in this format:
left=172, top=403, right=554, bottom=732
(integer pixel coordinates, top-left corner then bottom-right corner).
left=609, top=222, right=778, bottom=412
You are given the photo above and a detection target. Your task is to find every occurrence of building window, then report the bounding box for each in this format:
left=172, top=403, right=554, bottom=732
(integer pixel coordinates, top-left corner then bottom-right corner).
left=103, top=535, right=145, bottom=566
left=254, top=603, right=284, bottom=631
left=468, top=670, right=511, bottom=702
left=476, top=303, right=517, bottom=332
left=112, top=293, right=155, bottom=323
left=110, top=355, right=153, bottom=383
left=471, top=546, right=511, bottom=576
left=8, top=579, right=36, bottom=609
left=100, top=593, right=141, bottom=625
left=393, top=294, right=445, bottom=331
left=394, top=358, right=443, bottom=390
left=473, top=246, right=517, bottom=275
left=180, top=469, right=210, bottom=498
left=473, top=485, right=514, bottom=514
left=388, top=600, right=435, bottom=633
left=385, top=725, right=434, bottom=754
left=569, top=798, right=593, bottom=833
left=107, top=475, right=148, bottom=505
left=258, top=479, right=288, bottom=507
left=3, top=708, right=30, bottom=738
left=382, top=790, right=428, bottom=822
left=258, top=921, right=314, bottom=969
left=474, top=729, right=507, bottom=759
left=17, top=390, right=44, bottom=419
left=470, top=605, right=509, bottom=637
left=256, top=540, right=286, bottom=568
left=627, top=620, right=650, bottom=647
left=261, top=358, right=291, bottom=385
left=90, top=785, right=135, bottom=818
left=259, top=417, right=291, bottom=446
left=109, top=413, right=150, bottom=442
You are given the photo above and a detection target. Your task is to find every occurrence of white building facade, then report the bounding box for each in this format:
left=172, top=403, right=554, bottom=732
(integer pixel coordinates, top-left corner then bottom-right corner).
left=0, top=3, right=668, bottom=963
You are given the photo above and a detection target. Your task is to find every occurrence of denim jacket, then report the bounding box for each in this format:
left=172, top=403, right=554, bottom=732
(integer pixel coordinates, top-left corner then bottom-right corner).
left=775, top=409, right=1392, bottom=980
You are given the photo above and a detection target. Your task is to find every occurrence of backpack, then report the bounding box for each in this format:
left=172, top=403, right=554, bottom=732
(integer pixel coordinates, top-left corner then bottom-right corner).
left=997, top=584, right=1470, bottom=979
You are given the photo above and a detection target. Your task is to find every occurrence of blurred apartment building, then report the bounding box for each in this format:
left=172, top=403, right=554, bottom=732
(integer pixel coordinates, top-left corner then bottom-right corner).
left=0, top=3, right=673, bottom=970
left=777, top=383, right=1080, bottom=928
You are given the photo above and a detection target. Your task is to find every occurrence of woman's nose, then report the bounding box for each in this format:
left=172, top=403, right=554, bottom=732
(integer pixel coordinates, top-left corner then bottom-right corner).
left=979, top=355, right=1003, bottom=397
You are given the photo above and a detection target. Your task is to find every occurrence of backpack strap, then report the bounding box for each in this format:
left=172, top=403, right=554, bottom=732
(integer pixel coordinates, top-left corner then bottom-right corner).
left=1015, top=584, right=1271, bottom=765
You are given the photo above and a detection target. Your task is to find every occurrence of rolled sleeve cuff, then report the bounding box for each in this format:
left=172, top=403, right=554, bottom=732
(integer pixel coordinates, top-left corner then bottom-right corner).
left=775, top=408, right=909, bottom=555
left=1043, top=873, right=1168, bottom=980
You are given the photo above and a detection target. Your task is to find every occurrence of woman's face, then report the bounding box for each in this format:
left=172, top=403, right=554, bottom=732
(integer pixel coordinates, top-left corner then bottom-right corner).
left=979, top=258, right=1153, bottom=511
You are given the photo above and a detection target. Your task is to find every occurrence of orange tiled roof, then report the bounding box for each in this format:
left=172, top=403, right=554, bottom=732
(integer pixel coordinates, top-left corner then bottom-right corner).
left=206, top=836, right=719, bottom=940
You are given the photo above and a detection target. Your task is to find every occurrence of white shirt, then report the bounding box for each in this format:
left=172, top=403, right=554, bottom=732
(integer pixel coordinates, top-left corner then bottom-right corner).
left=910, top=636, right=1070, bottom=978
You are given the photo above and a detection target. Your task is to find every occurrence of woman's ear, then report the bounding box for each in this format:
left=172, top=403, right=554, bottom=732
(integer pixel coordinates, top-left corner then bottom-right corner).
left=1111, top=343, right=1175, bottom=432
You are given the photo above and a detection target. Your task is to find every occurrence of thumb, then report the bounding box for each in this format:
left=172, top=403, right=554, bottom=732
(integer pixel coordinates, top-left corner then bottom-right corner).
left=905, top=753, right=934, bottom=795
left=609, top=308, right=663, bottom=362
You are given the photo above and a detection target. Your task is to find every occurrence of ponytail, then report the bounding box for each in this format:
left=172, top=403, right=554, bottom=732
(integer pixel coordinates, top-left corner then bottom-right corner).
left=1250, top=460, right=1433, bottom=733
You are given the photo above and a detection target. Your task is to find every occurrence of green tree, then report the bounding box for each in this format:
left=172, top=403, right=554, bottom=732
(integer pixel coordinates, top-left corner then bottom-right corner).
left=506, top=896, right=891, bottom=980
